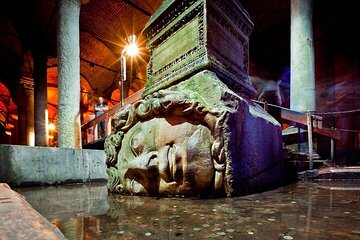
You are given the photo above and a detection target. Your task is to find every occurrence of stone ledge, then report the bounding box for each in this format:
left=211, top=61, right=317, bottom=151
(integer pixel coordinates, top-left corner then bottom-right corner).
left=0, top=145, right=108, bottom=187
left=0, top=183, right=66, bottom=240
left=298, top=167, right=360, bottom=180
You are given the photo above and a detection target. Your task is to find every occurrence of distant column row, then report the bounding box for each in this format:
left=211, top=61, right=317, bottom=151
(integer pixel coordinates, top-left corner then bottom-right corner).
left=17, top=0, right=82, bottom=149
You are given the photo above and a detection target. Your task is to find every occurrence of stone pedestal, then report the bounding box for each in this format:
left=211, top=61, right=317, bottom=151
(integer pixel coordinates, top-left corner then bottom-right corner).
left=143, top=0, right=255, bottom=98
left=105, top=0, right=283, bottom=197
left=57, top=0, right=81, bottom=148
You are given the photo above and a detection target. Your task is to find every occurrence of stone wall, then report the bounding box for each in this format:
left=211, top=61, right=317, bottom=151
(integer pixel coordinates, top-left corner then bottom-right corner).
left=0, top=145, right=107, bottom=186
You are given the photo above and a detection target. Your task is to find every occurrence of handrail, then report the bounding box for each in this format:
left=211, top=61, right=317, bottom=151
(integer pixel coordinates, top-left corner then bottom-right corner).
left=81, top=89, right=144, bottom=146
left=253, top=100, right=341, bottom=169
left=252, top=100, right=341, bottom=140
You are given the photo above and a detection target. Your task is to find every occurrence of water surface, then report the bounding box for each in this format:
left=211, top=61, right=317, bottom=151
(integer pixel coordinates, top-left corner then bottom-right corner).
left=16, top=182, right=360, bottom=239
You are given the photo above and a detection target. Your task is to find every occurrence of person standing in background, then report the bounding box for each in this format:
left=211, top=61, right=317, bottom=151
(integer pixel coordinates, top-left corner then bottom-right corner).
left=94, top=97, right=108, bottom=139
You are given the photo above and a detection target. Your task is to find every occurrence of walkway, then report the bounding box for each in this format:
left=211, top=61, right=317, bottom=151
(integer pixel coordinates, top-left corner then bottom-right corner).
left=81, top=89, right=143, bottom=148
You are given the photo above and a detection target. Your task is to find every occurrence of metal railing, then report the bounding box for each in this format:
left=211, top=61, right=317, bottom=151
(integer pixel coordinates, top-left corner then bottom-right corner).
left=81, top=89, right=143, bottom=146
left=253, top=100, right=341, bottom=170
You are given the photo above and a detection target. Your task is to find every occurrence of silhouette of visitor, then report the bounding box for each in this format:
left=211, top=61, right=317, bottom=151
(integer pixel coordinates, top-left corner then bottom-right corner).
left=94, top=97, right=108, bottom=139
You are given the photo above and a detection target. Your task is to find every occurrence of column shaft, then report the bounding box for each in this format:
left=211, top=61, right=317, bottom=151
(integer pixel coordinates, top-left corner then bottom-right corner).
left=57, top=0, right=81, bottom=148
left=33, top=51, right=48, bottom=146
left=26, top=90, right=35, bottom=146
left=290, top=0, right=315, bottom=112
left=17, top=101, right=28, bottom=145
left=18, top=77, right=35, bottom=146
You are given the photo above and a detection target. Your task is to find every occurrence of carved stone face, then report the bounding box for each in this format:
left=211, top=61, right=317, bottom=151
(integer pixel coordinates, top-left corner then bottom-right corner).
left=117, top=116, right=215, bottom=196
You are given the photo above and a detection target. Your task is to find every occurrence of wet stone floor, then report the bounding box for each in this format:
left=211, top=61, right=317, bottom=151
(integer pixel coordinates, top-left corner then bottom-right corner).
left=15, top=181, right=360, bottom=240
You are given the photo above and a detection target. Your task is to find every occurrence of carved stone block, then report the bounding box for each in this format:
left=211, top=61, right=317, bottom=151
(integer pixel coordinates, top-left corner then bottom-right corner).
left=142, top=0, right=255, bottom=97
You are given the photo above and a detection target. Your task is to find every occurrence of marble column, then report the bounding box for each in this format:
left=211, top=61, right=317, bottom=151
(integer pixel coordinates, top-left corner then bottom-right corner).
left=33, top=51, right=48, bottom=146
left=19, top=77, right=35, bottom=146
left=57, top=0, right=81, bottom=148
left=290, top=0, right=315, bottom=112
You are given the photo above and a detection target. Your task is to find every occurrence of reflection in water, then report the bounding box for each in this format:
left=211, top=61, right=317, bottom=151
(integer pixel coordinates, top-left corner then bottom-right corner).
left=16, top=182, right=360, bottom=239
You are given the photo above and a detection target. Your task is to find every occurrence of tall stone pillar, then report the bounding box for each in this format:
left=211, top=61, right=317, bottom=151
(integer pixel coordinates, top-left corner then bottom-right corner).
left=290, top=0, right=315, bottom=112
left=57, top=0, right=81, bottom=148
left=19, top=77, right=35, bottom=146
left=33, top=51, right=48, bottom=146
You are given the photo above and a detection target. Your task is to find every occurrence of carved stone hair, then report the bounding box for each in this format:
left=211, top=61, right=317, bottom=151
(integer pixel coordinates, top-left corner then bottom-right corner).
left=104, top=89, right=234, bottom=196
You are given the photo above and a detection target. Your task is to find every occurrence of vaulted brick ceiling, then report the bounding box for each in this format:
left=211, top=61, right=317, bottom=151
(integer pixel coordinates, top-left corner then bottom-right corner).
left=0, top=0, right=163, bottom=122
left=79, top=0, right=162, bottom=98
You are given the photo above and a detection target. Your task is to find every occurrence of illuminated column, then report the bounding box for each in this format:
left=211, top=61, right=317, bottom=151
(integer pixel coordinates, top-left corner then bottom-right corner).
left=57, top=0, right=81, bottom=148
left=19, top=77, right=35, bottom=146
left=290, top=0, right=315, bottom=112
left=33, top=51, right=49, bottom=146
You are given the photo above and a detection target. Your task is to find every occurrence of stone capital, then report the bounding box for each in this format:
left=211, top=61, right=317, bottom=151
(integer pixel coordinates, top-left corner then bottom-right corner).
left=19, top=76, right=34, bottom=95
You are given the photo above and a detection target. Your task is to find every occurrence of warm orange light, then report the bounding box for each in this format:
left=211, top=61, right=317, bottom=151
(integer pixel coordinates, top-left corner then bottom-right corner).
left=126, top=43, right=138, bottom=56
left=5, top=131, right=11, bottom=136
left=49, top=123, right=55, bottom=131
left=125, top=35, right=138, bottom=57
left=10, top=114, right=18, bottom=120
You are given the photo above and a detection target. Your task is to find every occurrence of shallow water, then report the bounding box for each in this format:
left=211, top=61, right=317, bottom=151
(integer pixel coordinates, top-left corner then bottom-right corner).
left=16, top=181, right=360, bottom=240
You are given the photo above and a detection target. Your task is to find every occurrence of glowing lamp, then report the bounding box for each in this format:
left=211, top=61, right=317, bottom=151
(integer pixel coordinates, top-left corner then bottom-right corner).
left=49, top=123, right=56, bottom=131
left=120, top=35, right=139, bottom=107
